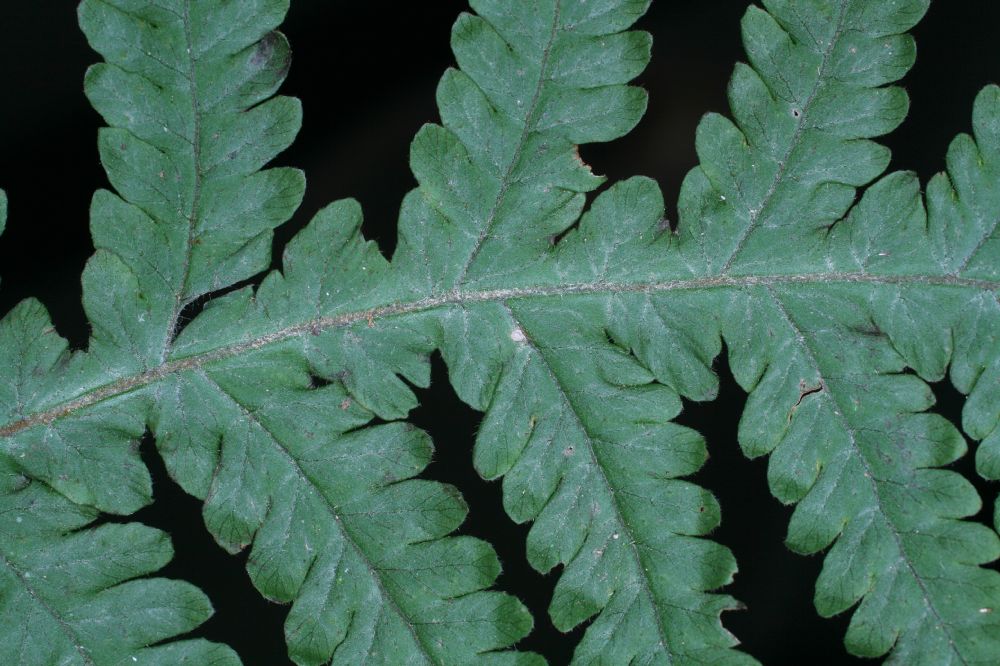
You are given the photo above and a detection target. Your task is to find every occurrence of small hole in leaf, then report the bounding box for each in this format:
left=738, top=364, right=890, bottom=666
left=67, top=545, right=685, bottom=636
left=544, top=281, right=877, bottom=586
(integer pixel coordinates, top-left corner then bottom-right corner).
left=308, top=372, right=332, bottom=389
left=170, top=272, right=263, bottom=344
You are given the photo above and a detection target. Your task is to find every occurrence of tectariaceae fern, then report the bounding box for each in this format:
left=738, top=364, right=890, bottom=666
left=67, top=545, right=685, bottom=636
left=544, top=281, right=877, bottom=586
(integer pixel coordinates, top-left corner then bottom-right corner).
left=1, top=0, right=998, bottom=664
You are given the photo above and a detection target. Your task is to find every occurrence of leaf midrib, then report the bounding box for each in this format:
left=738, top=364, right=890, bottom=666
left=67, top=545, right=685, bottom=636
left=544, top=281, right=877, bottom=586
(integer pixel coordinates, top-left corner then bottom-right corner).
left=0, top=271, right=995, bottom=440
left=159, top=0, right=204, bottom=363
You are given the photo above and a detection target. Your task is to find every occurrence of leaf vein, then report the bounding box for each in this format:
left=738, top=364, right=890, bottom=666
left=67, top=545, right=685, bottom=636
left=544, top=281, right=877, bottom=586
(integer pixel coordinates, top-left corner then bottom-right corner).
left=197, top=370, right=437, bottom=665
left=720, top=0, right=849, bottom=274
left=501, top=303, right=678, bottom=663
left=766, top=286, right=968, bottom=664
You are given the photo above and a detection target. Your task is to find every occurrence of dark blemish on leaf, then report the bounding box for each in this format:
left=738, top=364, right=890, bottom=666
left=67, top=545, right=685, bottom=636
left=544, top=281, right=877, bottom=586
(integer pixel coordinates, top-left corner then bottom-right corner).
left=850, top=321, right=884, bottom=338
left=787, top=380, right=824, bottom=422
left=791, top=108, right=801, bottom=118
left=249, top=31, right=291, bottom=80
left=250, top=33, right=276, bottom=68
left=309, top=373, right=332, bottom=389
left=794, top=380, right=823, bottom=405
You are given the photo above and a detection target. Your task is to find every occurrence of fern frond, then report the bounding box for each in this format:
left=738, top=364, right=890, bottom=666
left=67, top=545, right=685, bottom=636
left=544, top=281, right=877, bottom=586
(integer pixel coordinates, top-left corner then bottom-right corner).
left=152, top=201, right=538, bottom=665
left=5, top=196, right=214, bottom=665
left=0, top=0, right=304, bottom=510
left=685, top=1, right=1000, bottom=661
left=0, top=456, right=240, bottom=665
left=0, top=0, right=542, bottom=663
left=2, top=1, right=999, bottom=664
left=926, top=87, right=1000, bottom=533
left=389, top=1, right=755, bottom=662
left=0, top=1, right=307, bottom=660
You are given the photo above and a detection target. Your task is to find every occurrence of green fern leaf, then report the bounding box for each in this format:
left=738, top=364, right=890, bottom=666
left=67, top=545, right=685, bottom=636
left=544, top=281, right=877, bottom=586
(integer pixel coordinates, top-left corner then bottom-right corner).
left=390, top=3, right=753, bottom=660
left=2, top=0, right=1000, bottom=664
left=927, top=88, right=1000, bottom=534
left=0, top=455, right=239, bottom=665
left=153, top=202, right=538, bottom=665
left=2, top=0, right=538, bottom=663
left=684, top=1, right=1000, bottom=662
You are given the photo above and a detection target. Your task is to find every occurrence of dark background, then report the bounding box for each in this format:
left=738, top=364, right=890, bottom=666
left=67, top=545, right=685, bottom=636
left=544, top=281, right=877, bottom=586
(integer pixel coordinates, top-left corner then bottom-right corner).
left=1, top=2, right=998, bottom=664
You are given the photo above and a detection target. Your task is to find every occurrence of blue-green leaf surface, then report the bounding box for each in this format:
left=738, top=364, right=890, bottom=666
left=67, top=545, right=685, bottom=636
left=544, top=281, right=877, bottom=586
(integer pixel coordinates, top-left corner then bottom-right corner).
left=679, top=2, right=1000, bottom=662
left=3, top=1, right=536, bottom=664
left=2, top=1, right=999, bottom=664
left=0, top=455, right=239, bottom=665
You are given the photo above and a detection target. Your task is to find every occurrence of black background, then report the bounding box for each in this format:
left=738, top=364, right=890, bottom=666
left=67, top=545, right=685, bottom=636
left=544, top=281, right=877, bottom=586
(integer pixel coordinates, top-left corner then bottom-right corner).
left=1, top=2, right=998, bottom=664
